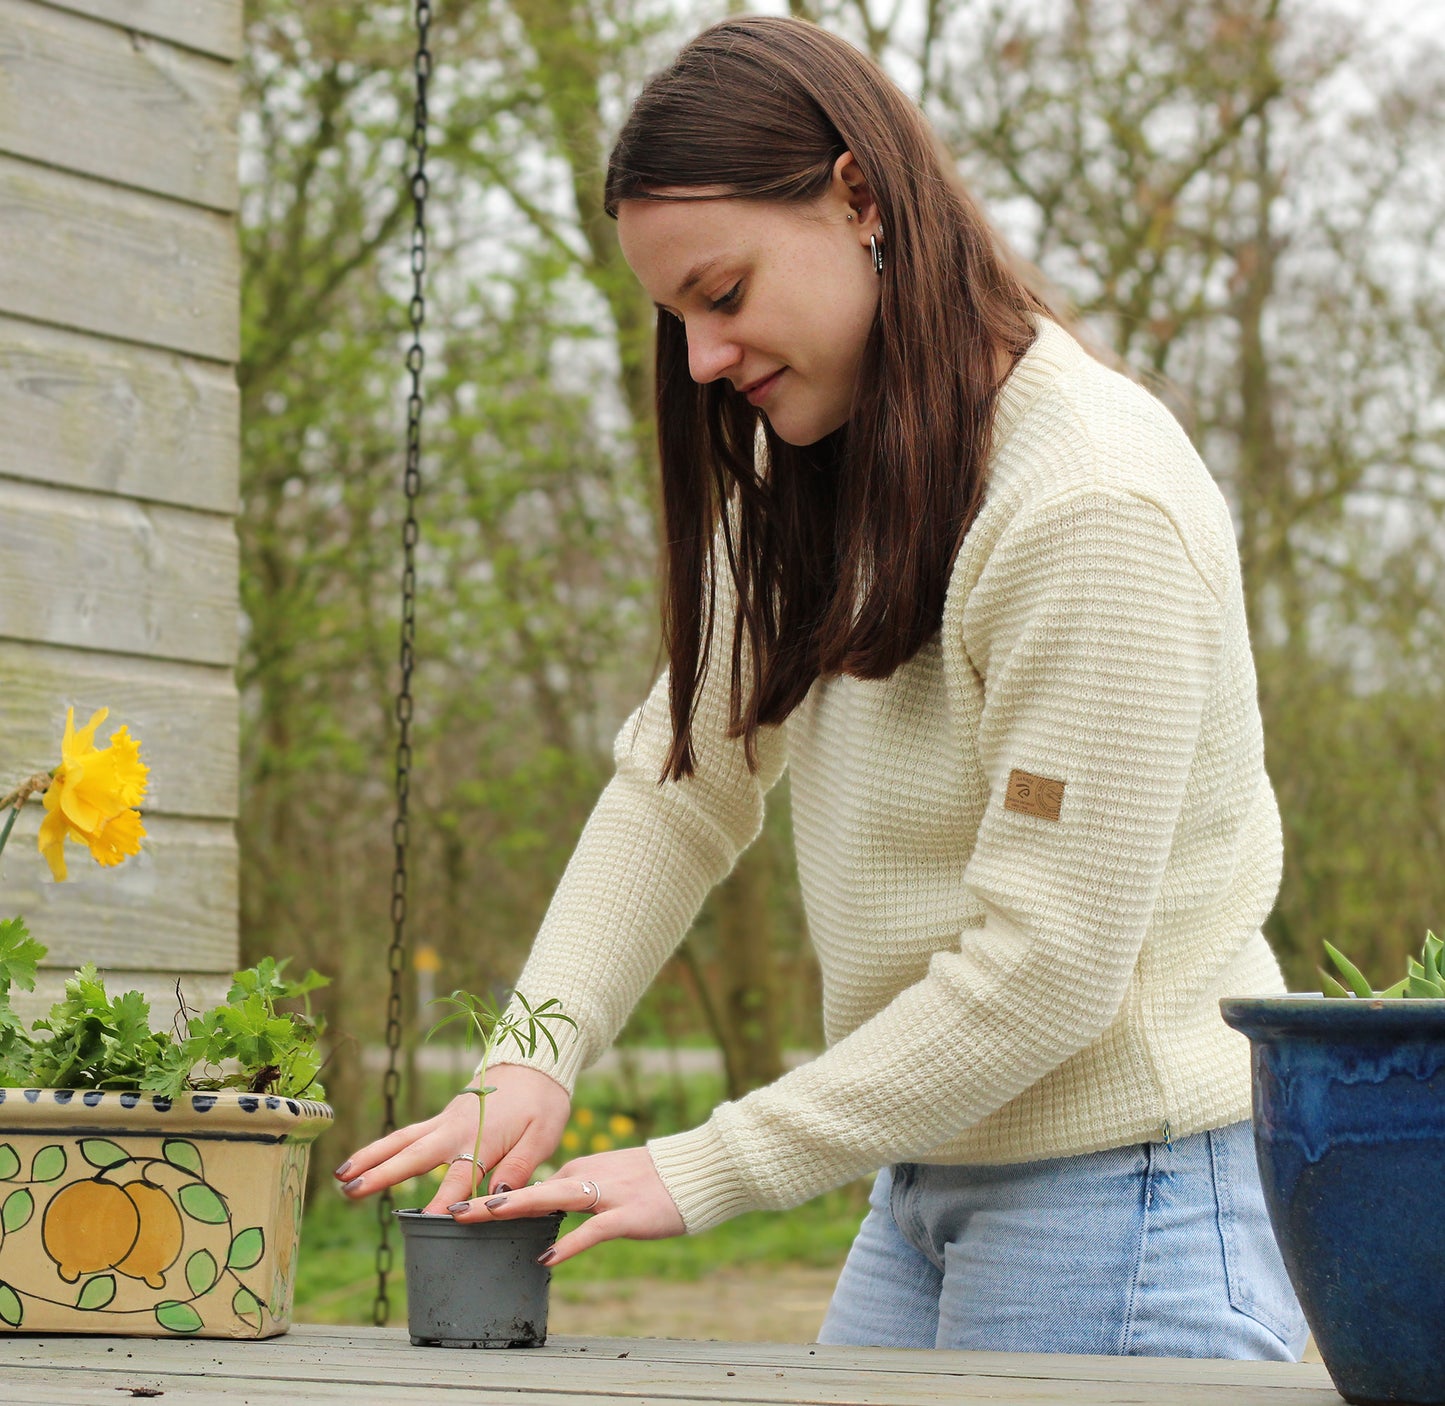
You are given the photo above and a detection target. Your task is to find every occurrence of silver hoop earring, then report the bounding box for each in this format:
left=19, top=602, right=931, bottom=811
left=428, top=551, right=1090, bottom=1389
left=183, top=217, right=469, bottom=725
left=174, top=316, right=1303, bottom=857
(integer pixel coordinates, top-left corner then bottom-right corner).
left=870, top=231, right=884, bottom=276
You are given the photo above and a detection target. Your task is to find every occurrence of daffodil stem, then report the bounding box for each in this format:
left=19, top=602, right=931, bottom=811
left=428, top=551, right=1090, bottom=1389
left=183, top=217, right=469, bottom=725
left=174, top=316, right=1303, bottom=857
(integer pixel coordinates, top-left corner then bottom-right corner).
left=0, top=805, right=19, bottom=861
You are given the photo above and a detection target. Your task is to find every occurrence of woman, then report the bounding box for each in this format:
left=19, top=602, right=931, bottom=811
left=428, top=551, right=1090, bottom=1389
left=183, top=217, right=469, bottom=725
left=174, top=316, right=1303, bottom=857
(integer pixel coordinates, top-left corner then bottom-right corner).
left=338, top=15, right=1307, bottom=1359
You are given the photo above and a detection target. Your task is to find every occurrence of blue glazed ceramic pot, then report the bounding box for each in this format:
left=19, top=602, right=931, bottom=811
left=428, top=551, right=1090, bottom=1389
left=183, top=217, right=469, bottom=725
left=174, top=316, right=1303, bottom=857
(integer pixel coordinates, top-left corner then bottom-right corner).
left=1221, top=996, right=1445, bottom=1405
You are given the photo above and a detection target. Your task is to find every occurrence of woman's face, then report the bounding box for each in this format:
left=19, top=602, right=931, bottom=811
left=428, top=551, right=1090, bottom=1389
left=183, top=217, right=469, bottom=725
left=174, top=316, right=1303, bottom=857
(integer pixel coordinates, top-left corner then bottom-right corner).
left=616, top=167, right=882, bottom=446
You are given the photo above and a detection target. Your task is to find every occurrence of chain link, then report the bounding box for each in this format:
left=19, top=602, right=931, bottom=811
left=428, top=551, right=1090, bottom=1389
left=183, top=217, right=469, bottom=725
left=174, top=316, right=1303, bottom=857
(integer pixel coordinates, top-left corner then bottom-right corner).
left=375, top=0, right=432, bottom=1330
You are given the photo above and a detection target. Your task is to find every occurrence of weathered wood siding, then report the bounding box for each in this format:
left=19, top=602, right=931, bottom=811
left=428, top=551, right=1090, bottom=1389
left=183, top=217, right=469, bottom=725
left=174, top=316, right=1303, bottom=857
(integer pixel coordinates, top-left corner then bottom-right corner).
left=0, top=0, right=242, bottom=1015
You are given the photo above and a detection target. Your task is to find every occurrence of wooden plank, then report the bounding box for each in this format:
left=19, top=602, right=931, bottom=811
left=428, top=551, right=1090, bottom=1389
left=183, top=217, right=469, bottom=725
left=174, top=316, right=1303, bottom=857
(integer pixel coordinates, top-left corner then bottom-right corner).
left=0, top=0, right=239, bottom=210
left=0, top=315, right=238, bottom=513
left=0, top=154, right=238, bottom=361
left=27, top=0, right=240, bottom=61
left=0, top=477, right=237, bottom=667
left=0, top=1329, right=1342, bottom=1406
left=0, top=640, right=237, bottom=818
left=0, top=809, right=237, bottom=977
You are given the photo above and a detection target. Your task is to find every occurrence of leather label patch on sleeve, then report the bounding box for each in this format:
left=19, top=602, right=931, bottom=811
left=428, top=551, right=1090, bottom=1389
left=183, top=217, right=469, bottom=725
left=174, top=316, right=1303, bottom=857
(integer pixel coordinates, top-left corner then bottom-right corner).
left=1005, top=768, right=1065, bottom=821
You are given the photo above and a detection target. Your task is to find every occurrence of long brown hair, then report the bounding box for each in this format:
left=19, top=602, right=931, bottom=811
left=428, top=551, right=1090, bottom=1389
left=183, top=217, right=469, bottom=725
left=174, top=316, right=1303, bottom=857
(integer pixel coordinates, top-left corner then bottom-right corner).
left=605, top=16, right=1053, bottom=781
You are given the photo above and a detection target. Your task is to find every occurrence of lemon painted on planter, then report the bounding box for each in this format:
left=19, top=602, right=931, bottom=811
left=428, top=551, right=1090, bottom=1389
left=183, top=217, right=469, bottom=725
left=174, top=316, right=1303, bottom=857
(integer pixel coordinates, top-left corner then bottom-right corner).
left=0, top=1089, right=331, bottom=1338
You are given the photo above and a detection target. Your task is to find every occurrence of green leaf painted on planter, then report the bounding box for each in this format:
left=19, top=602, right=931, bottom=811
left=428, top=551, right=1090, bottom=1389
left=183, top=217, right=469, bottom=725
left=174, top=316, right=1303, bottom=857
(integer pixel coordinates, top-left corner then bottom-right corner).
left=77, top=1274, right=116, bottom=1311
left=232, top=1285, right=263, bottom=1330
left=185, top=1249, right=218, bottom=1297
left=30, top=1145, right=66, bottom=1182
left=79, top=1139, right=130, bottom=1171
left=178, top=1183, right=228, bottom=1224
left=227, top=1227, right=264, bottom=1271
left=162, top=1140, right=203, bottom=1177
left=0, top=1145, right=18, bottom=1181
left=155, top=1300, right=204, bottom=1335
left=0, top=1282, right=21, bottom=1327
left=2, top=1189, right=33, bottom=1234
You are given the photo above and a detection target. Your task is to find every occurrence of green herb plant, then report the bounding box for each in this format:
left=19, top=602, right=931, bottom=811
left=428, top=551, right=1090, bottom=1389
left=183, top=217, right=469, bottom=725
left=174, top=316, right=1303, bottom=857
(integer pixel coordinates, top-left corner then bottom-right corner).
left=425, top=990, right=575, bottom=1200
left=0, top=924, right=328, bottom=1098
left=1321, top=931, right=1445, bottom=999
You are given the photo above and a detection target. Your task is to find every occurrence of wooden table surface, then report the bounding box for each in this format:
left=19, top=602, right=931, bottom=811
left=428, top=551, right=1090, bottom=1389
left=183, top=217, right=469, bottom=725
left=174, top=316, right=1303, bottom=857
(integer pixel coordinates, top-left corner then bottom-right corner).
left=0, top=1324, right=1341, bottom=1404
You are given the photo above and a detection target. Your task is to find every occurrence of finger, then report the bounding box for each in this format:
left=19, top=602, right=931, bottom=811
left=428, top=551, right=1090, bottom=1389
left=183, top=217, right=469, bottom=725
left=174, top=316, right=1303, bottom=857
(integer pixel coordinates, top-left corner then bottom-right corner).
left=339, top=1135, right=456, bottom=1199
left=484, top=1126, right=555, bottom=1198
left=334, top=1116, right=439, bottom=1179
left=536, top=1211, right=626, bottom=1267
left=423, top=1159, right=490, bottom=1214
left=450, top=1175, right=600, bottom=1223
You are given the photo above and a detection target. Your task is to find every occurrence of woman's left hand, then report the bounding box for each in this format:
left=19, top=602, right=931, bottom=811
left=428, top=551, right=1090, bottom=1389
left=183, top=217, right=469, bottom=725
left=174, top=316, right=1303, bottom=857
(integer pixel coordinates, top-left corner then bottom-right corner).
left=446, top=1145, right=685, bottom=1266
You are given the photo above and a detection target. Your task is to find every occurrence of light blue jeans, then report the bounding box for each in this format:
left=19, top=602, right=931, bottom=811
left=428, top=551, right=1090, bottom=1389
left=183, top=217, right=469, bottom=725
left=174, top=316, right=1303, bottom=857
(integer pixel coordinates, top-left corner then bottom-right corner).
left=818, top=1120, right=1307, bottom=1358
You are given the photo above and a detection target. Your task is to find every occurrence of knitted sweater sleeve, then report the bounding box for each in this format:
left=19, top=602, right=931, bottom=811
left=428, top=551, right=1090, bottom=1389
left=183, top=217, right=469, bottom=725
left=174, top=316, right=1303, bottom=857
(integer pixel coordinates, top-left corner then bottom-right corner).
left=488, top=577, right=788, bottom=1094
left=647, top=484, right=1228, bottom=1231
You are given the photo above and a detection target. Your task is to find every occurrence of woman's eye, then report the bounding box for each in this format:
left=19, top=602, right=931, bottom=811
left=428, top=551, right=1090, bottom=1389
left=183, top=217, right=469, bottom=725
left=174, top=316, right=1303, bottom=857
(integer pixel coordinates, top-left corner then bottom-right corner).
left=710, top=282, right=742, bottom=312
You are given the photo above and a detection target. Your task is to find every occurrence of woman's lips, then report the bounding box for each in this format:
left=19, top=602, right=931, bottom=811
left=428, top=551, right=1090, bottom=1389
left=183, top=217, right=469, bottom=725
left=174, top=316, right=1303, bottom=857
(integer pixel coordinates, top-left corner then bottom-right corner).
left=743, top=369, right=784, bottom=406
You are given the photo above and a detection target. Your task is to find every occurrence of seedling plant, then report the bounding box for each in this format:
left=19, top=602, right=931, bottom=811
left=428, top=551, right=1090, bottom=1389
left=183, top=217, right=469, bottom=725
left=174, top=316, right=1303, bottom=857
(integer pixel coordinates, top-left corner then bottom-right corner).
left=425, top=990, right=574, bottom=1199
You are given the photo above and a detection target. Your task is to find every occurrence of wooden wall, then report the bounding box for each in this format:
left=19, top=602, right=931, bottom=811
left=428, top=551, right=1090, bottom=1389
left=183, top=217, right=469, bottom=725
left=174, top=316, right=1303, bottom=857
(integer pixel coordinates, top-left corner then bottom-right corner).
left=0, top=0, right=242, bottom=1018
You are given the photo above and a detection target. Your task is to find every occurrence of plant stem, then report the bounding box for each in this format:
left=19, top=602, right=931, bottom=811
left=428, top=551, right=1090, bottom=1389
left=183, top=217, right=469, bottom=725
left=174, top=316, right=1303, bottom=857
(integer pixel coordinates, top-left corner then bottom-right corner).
left=471, top=1024, right=499, bottom=1200
left=0, top=805, right=20, bottom=861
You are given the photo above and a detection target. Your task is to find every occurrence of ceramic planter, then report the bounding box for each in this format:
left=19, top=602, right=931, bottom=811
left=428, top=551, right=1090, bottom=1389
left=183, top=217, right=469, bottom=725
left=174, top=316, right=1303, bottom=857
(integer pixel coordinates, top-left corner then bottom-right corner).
left=396, top=1208, right=564, bottom=1347
left=0, top=1087, right=332, bottom=1339
left=1220, top=996, right=1445, bottom=1406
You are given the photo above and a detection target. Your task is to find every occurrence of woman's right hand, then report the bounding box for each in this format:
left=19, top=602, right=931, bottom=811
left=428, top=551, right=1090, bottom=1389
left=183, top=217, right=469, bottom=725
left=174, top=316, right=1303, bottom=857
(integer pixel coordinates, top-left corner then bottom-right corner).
left=334, top=1063, right=572, bottom=1213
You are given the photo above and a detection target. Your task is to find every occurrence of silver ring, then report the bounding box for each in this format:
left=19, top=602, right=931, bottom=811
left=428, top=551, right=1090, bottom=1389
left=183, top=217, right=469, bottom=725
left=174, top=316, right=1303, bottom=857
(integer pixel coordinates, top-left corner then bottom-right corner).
left=580, top=1179, right=601, bottom=1211
left=450, top=1153, right=479, bottom=1166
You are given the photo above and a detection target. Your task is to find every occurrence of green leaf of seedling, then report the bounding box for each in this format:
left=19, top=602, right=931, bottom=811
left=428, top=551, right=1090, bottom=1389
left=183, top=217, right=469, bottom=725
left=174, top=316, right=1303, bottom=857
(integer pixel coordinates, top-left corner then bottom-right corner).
left=186, top=1249, right=218, bottom=1296
left=30, top=1145, right=66, bottom=1182
left=1379, top=976, right=1411, bottom=999
left=79, top=1139, right=130, bottom=1170
left=76, top=1274, right=116, bottom=1311
left=1319, top=970, right=1354, bottom=999
left=0, top=1145, right=19, bottom=1181
left=0, top=918, right=43, bottom=992
left=179, top=1183, right=229, bottom=1224
left=1407, top=973, right=1444, bottom=999
left=1322, top=942, right=1374, bottom=999
left=155, top=1300, right=204, bottom=1334
left=227, top=1227, right=264, bottom=1271
left=0, top=1281, right=22, bottom=1327
left=2, top=1188, right=33, bottom=1233
left=163, top=1140, right=203, bottom=1177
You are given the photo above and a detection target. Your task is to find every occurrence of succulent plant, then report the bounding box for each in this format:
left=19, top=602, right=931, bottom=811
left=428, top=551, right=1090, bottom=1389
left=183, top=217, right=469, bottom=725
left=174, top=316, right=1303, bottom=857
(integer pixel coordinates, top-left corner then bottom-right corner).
left=1321, top=931, right=1445, bottom=999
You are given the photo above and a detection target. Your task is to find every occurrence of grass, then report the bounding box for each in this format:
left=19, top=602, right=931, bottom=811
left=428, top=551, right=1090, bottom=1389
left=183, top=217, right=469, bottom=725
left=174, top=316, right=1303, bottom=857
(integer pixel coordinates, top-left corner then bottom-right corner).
left=294, top=1062, right=870, bottom=1325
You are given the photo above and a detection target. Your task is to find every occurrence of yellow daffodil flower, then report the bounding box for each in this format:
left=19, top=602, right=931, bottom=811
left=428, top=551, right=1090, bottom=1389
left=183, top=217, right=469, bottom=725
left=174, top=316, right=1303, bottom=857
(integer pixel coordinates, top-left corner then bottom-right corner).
left=574, top=1107, right=594, bottom=1129
left=589, top=1133, right=613, bottom=1153
left=560, top=1129, right=581, bottom=1152
left=608, top=1114, right=636, bottom=1139
left=37, top=707, right=148, bottom=882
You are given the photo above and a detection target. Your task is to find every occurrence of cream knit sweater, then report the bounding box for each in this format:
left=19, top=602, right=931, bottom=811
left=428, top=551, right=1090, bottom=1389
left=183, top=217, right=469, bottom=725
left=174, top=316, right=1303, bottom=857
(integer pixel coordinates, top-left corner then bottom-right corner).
left=496, top=316, right=1287, bottom=1233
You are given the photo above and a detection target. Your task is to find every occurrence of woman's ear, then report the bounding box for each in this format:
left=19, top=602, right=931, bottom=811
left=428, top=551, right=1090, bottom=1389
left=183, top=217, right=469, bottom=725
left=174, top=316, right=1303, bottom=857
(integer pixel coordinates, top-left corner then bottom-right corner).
left=832, top=151, right=881, bottom=244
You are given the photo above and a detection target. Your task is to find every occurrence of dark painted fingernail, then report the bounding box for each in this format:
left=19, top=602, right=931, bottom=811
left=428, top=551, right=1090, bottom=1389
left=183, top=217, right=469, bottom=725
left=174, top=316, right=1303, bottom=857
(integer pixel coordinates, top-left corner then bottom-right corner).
left=483, top=1194, right=509, bottom=1210
left=343, top=1177, right=363, bottom=1194
left=447, top=1202, right=470, bottom=1214
left=493, top=1183, right=512, bottom=1194
left=334, top=1160, right=352, bottom=1178
left=536, top=1247, right=556, bottom=1265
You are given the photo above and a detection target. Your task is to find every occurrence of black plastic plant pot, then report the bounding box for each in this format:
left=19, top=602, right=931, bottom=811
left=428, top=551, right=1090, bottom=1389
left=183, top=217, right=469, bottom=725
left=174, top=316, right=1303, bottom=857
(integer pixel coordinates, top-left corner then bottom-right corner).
left=395, top=1208, right=565, bottom=1348
left=1221, top=996, right=1445, bottom=1405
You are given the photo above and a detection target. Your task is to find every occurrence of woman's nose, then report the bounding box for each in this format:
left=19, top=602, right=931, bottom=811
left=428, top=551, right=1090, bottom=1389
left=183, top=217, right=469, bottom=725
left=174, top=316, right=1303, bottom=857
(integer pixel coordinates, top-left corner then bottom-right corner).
left=686, top=324, right=742, bottom=384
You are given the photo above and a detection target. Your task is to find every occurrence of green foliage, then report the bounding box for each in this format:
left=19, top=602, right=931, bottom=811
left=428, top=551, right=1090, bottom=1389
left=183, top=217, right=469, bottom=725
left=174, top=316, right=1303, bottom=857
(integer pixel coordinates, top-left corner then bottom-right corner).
left=0, top=934, right=329, bottom=1097
left=0, top=918, right=43, bottom=1058
left=1321, top=932, right=1445, bottom=999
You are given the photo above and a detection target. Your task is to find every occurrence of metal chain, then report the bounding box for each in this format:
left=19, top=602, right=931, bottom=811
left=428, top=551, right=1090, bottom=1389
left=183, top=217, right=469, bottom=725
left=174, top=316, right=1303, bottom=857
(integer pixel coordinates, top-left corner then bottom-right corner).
left=374, top=0, right=432, bottom=1330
